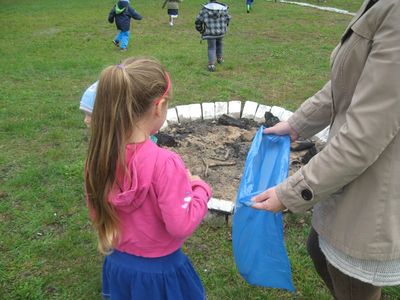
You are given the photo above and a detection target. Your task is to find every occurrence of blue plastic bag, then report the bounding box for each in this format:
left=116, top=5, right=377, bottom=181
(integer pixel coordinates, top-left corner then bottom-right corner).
left=232, top=126, right=295, bottom=292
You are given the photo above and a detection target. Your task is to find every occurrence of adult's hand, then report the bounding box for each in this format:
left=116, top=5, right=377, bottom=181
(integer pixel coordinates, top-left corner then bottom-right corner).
left=251, top=188, right=286, bottom=212
left=264, top=121, right=298, bottom=141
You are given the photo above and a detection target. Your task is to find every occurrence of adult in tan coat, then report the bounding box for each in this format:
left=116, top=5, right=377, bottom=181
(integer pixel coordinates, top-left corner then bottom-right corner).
left=252, top=0, right=400, bottom=298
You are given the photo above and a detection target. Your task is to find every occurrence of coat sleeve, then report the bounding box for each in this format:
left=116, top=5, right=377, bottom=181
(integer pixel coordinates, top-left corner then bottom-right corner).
left=128, top=6, right=142, bottom=20
left=194, top=11, right=204, bottom=33
left=226, top=11, right=232, bottom=26
left=288, top=80, right=333, bottom=139
left=155, top=155, right=212, bottom=239
left=277, top=8, right=400, bottom=213
left=108, top=7, right=115, bottom=23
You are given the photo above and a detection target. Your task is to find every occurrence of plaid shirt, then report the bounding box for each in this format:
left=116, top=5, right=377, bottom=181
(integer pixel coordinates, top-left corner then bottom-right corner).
left=195, top=2, right=231, bottom=39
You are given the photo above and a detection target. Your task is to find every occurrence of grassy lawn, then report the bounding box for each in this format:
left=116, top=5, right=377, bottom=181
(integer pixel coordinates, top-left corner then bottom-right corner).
left=281, top=0, right=362, bottom=12
left=1, top=0, right=399, bottom=299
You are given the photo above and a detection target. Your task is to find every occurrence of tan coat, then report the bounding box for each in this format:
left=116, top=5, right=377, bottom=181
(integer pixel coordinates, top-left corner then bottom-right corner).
left=277, top=0, right=400, bottom=260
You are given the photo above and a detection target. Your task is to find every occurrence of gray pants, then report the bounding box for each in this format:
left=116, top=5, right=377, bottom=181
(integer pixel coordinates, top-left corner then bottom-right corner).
left=307, top=227, right=381, bottom=300
left=207, top=38, right=223, bottom=64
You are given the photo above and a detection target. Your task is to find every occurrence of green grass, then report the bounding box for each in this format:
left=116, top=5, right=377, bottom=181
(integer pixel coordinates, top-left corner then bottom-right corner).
left=287, top=0, right=362, bottom=12
left=1, top=0, right=400, bottom=299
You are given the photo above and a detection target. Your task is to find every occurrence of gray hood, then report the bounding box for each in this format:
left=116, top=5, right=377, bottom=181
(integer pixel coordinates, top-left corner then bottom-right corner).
left=204, top=2, right=228, bottom=11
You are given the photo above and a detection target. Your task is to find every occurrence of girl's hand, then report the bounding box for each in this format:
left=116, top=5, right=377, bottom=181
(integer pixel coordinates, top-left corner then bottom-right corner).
left=251, top=188, right=286, bottom=212
left=187, top=169, right=201, bottom=181
left=264, top=121, right=298, bottom=141
left=190, top=174, right=201, bottom=181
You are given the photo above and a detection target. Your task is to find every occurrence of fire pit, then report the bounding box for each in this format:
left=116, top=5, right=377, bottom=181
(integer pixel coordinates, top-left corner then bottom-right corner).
left=155, top=101, right=328, bottom=215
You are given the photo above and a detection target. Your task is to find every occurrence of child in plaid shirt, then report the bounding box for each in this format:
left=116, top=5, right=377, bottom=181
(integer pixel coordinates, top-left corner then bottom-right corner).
left=195, top=0, right=231, bottom=72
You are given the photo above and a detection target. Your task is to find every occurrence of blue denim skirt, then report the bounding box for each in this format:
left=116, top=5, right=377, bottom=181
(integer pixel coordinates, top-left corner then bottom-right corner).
left=102, top=249, right=205, bottom=300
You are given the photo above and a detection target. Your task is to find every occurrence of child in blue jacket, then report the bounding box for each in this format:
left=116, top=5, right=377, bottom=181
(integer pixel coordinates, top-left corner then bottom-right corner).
left=108, top=0, right=142, bottom=51
left=246, top=0, right=254, bottom=13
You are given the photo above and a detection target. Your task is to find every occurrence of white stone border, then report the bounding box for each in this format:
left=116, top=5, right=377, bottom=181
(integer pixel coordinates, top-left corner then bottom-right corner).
left=279, top=0, right=355, bottom=16
left=162, top=100, right=329, bottom=142
left=161, top=101, right=329, bottom=214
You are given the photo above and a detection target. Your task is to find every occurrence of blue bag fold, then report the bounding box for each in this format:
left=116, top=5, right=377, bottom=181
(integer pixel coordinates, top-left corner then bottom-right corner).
left=232, top=126, right=295, bottom=292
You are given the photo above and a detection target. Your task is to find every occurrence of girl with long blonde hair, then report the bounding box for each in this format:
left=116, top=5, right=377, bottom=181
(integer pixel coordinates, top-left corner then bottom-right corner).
left=85, top=57, right=211, bottom=300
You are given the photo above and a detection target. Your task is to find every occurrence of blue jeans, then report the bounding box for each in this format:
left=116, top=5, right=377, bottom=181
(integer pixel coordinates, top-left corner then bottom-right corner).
left=115, top=31, right=130, bottom=49
left=207, top=38, right=223, bottom=65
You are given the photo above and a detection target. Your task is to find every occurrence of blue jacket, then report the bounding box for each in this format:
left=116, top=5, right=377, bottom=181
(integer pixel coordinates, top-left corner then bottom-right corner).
left=108, top=1, right=142, bottom=32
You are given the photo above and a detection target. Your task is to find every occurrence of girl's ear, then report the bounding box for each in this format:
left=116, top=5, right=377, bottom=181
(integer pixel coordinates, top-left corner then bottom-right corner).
left=155, top=98, right=167, bottom=116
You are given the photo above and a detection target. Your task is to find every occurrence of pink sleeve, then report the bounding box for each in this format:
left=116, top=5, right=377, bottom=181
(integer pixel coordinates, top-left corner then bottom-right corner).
left=156, top=155, right=212, bottom=239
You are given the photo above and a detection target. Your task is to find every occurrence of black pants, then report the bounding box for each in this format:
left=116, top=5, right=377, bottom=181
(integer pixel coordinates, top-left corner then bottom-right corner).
left=307, top=227, right=381, bottom=300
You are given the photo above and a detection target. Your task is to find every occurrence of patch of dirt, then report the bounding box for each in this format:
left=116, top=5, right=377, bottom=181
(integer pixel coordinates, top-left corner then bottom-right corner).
left=157, top=115, right=325, bottom=202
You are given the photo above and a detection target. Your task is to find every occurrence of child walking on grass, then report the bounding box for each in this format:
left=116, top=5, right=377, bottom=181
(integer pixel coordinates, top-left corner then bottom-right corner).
left=85, top=57, right=212, bottom=300
left=162, top=0, right=183, bottom=27
left=246, top=0, right=254, bottom=13
left=108, top=0, right=142, bottom=51
left=195, top=0, right=231, bottom=72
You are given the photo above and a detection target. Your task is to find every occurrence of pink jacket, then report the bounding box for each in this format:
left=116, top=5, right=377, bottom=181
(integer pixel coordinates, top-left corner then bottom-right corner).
left=108, top=139, right=212, bottom=257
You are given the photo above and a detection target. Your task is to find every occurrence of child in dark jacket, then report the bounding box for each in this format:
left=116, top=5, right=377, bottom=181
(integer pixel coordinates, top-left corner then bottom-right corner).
left=195, top=0, right=231, bottom=72
left=108, top=0, right=142, bottom=51
left=246, top=0, right=254, bottom=13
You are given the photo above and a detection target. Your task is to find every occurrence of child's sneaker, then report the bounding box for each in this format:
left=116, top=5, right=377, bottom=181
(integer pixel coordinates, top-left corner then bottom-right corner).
left=112, top=40, right=120, bottom=47
left=120, top=48, right=127, bottom=52
left=217, top=57, right=224, bottom=64
left=169, top=22, right=174, bottom=26
left=208, top=64, right=216, bottom=72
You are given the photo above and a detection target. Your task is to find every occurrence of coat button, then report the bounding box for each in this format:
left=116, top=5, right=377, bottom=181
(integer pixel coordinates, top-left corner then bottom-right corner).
left=301, top=189, right=313, bottom=201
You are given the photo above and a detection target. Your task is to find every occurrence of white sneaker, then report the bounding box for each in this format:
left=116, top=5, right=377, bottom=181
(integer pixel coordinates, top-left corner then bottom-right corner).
left=169, top=22, right=173, bottom=26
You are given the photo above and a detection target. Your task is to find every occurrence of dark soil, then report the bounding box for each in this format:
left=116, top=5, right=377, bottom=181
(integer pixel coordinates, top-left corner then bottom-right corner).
left=156, top=116, right=325, bottom=202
